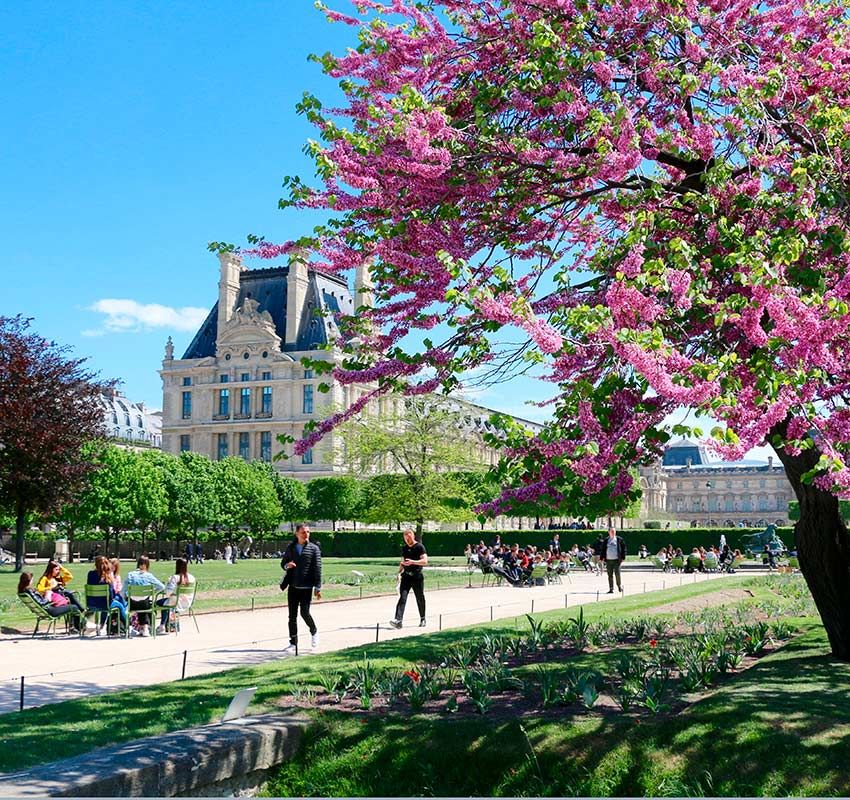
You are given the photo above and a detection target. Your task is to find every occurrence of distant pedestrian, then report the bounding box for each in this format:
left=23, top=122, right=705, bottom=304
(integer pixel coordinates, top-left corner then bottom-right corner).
left=604, top=527, right=626, bottom=594
left=281, top=524, right=322, bottom=653
left=389, top=529, right=428, bottom=629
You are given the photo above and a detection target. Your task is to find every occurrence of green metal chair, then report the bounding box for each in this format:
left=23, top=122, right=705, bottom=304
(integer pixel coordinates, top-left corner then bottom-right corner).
left=650, top=556, right=667, bottom=571
left=669, top=556, right=684, bottom=572
left=18, top=593, right=78, bottom=637
left=703, top=554, right=719, bottom=572
left=171, top=581, right=200, bottom=634
left=126, top=584, right=162, bottom=638
left=686, top=554, right=703, bottom=572
left=480, top=563, right=503, bottom=587
left=84, top=584, right=121, bottom=638
left=527, top=564, right=547, bottom=586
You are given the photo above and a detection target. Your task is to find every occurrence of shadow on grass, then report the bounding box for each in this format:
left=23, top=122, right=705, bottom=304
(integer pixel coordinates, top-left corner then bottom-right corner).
left=265, top=628, right=850, bottom=798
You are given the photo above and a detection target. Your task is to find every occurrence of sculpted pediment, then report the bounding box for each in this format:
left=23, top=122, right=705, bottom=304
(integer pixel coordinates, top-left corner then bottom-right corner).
left=216, top=297, right=282, bottom=354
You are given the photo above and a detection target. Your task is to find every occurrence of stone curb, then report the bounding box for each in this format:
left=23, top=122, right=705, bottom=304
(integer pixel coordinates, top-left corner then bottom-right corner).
left=0, top=713, right=308, bottom=797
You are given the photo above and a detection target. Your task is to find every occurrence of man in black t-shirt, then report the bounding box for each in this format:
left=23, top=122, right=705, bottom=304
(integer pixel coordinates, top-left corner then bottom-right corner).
left=389, top=528, right=428, bottom=629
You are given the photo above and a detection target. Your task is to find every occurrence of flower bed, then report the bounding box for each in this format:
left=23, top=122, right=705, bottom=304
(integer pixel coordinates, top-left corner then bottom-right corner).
left=279, top=578, right=814, bottom=719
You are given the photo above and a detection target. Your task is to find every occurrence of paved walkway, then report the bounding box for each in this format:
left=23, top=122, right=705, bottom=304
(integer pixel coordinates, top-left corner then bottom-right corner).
left=0, top=566, right=737, bottom=714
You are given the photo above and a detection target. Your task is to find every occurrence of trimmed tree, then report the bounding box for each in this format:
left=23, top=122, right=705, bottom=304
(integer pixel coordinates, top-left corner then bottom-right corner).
left=245, top=1, right=850, bottom=658
left=0, top=316, right=110, bottom=570
left=271, top=472, right=310, bottom=532
left=307, top=476, right=360, bottom=531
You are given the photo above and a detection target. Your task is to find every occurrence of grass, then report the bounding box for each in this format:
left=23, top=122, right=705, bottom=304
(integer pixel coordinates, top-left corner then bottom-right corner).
left=0, top=556, right=467, bottom=631
left=262, top=626, right=850, bottom=797
left=0, top=577, right=750, bottom=773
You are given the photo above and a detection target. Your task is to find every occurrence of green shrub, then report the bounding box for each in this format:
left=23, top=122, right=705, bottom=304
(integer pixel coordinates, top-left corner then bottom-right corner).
left=324, top=527, right=794, bottom=557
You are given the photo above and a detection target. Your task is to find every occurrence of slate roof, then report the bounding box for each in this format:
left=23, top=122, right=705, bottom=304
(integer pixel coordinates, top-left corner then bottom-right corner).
left=182, top=266, right=354, bottom=359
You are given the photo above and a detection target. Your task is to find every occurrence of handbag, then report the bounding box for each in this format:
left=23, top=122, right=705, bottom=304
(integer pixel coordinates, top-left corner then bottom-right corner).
left=51, top=593, right=70, bottom=608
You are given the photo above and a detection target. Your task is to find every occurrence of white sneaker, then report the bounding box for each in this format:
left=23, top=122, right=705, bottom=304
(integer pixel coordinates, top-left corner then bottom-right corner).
left=282, top=643, right=297, bottom=655
left=97, top=625, right=107, bottom=636
left=85, top=619, right=97, bottom=630
left=140, top=625, right=150, bottom=638
left=311, top=633, right=320, bottom=650
left=155, top=625, right=168, bottom=635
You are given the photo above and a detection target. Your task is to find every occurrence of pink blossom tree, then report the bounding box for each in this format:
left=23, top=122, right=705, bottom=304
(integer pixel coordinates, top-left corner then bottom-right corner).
left=244, top=0, right=850, bottom=657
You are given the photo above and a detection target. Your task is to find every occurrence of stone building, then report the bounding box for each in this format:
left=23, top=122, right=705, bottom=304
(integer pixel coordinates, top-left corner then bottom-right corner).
left=160, top=251, right=530, bottom=478
left=97, top=389, right=162, bottom=448
left=638, top=438, right=793, bottom=527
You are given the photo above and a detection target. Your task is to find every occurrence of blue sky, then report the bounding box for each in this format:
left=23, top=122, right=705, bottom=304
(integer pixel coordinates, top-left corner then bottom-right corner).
left=0, top=1, right=770, bottom=460
left=0, top=0, right=557, bottom=422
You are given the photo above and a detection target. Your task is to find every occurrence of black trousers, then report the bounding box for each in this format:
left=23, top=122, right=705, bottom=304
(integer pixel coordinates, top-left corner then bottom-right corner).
left=394, top=573, right=426, bottom=622
left=288, top=587, right=317, bottom=645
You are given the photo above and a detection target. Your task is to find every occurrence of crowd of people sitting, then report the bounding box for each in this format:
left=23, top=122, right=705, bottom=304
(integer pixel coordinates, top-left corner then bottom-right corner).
left=650, top=544, right=744, bottom=573
left=464, top=533, right=602, bottom=586
left=464, top=531, right=755, bottom=583
left=16, top=555, right=196, bottom=637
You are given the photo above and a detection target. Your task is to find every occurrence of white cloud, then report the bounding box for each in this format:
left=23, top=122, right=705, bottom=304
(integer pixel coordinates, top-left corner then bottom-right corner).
left=86, top=299, right=208, bottom=335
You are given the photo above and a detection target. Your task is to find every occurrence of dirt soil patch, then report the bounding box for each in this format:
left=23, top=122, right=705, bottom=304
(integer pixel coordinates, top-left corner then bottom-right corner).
left=644, top=587, right=753, bottom=616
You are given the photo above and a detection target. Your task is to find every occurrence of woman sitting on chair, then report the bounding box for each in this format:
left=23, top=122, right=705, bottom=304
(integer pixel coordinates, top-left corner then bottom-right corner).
left=18, top=572, right=83, bottom=631
left=37, top=560, right=86, bottom=616
left=155, top=558, right=196, bottom=635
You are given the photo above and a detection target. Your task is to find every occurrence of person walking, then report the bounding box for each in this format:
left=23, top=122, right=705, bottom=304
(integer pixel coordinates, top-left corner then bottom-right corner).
left=604, top=527, right=626, bottom=593
left=389, top=528, right=428, bottom=629
left=280, top=524, right=322, bottom=654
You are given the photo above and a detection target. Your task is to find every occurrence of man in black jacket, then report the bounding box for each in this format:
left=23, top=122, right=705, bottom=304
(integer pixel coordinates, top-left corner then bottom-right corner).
left=280, top=524, right=322, bottom=653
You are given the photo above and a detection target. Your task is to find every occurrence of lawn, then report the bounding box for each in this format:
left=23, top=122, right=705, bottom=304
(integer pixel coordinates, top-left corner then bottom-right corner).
left=0, top=556, right=468, bottom=632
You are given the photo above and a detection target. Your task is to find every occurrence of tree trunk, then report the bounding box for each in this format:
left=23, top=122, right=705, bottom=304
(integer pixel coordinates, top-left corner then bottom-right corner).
left=773, top=427, right=850, bottom=660
left=68, top=528, right=75, bottom=563
left=332, top=519, right=337, bottom=532
left=416, top=518, right=424, bottom=539
left=14, top=504, right=25, bottom=572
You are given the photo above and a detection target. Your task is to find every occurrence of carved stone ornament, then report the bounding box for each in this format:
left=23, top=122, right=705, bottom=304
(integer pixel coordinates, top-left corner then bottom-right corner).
left=216, top=296, right=281, bottom=357
left=164, top=336, right=174, bottom=360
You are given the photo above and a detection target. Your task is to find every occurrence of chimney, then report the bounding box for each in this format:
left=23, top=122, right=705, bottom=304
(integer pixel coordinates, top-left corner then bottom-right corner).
left=768, top=456, right=773, bottom=468
left=286, top=248, right=310, bottom=345
left=217, top=251, right=244, bottom=333
left=355, top=256, right=375, bottom=310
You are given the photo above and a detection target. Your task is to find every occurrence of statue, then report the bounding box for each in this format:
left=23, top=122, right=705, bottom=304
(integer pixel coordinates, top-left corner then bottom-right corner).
left=164, top=336, right=174, bottom=361
left=741, top=522, right=787, bottom=556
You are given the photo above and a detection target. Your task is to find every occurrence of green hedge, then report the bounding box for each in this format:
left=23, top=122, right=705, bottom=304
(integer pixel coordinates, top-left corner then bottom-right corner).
left=322, top=527, right=795, bottom=558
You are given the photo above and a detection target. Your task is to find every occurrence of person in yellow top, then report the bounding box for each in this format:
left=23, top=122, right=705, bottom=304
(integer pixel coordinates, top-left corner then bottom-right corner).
left=36, top=560, right=87, bottom=617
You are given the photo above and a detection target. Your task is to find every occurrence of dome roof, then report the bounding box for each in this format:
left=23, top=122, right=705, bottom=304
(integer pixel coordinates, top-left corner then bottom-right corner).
left=97, top=391, right=162, bottom=447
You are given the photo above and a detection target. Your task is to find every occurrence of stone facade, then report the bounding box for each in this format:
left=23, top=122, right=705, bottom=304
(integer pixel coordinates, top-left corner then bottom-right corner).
left=638, top=439, right=793, bottom=526
left=98, top=389, right=162, bottom=448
